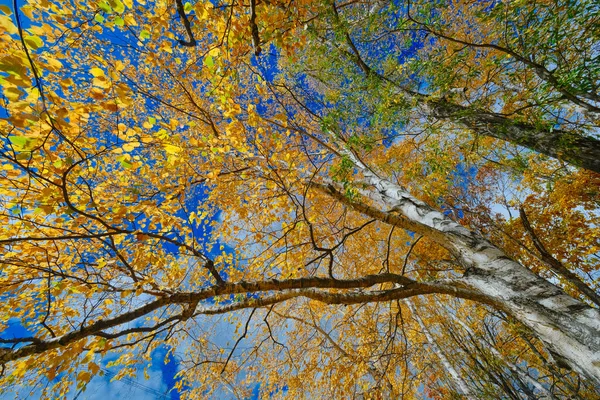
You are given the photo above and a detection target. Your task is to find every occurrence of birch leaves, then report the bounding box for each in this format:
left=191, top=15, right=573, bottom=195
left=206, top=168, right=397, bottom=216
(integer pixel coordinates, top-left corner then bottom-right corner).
left=1, top=0, right=599, bottom=398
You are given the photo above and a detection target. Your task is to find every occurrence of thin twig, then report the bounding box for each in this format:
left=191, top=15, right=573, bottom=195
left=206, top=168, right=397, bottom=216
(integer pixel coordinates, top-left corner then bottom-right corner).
left=221, top=308, right=256, bottom=373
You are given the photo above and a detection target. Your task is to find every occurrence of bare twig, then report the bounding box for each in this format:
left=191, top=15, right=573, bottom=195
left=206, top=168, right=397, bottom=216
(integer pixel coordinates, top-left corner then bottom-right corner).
left=221, top=308, right=256, bottom=373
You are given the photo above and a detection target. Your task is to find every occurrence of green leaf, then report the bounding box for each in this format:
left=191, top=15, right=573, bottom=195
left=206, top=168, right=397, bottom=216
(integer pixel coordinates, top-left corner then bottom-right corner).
left=9, top=135, right=28, bottom=148
left=16, top=152, right=31, bottom=160
left=203, top=56, right=214, bottom=68
left=112, top=0, right=125, bottom=14
left=94, top=13, right=105, bottom=23
left=114, top=16, right=124, bottom=27
left=140, top=29, right=151, bottom=40
left=98, top=0, right=112, bottom=13
left=184, top=1, right=192, bottom=13
left=24, top=35, right=43, bottom=50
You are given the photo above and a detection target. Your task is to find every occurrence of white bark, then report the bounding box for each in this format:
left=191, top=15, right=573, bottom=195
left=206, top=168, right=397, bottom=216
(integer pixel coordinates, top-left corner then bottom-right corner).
left=406, top=301, right=477, bottom=399
left=339, top=150, right=600, bottom=384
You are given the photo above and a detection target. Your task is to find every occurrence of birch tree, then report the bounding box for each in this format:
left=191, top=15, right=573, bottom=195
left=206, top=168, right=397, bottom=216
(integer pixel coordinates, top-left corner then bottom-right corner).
left=0, top=0, right=599, bottom=398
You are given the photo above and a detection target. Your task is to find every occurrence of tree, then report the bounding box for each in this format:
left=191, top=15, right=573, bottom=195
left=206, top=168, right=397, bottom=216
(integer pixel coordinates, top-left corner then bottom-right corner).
left=0, top=0, right=599, bottom=398
left=304, top=0, right=600, bottom=173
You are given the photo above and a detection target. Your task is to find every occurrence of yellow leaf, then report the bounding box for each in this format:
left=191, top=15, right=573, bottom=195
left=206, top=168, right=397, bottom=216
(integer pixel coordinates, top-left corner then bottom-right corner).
left=124, top=14, right=137, bottom=26
left=90, top=67, right=105, bottom=77
left=164, top=144, right=180, bottom=154
left=93, top=76, right=111, bottom=89
left=0, top=14, right=18, bottom=35
left=60, top=78, right=74, bottom=89
left=77, top=370, right=91, bottom=384
left=21, top=5, right=34, bottom=19
left=4, top=86, right=22, bottom=101
left=45, top=56, right=63, bottom=70
left=88, top=362, right=100, bottom=375
left=122, top=142, right=139, bottom=152
left=115, top=60, right=125, bottom=71
left=24, top=35, right=44, bottom=49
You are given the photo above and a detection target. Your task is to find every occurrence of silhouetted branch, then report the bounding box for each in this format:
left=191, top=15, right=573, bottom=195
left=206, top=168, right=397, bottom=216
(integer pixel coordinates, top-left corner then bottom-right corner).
left=176, top=0, right=197, bottom=46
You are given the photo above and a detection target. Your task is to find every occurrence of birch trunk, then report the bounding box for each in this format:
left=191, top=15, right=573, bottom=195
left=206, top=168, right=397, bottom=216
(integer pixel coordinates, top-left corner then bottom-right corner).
left=426, top=98, right=600, bottom=174
left=328, top=151, right=600, bottom=384
left=406, top=301, right=477, bottom=399
left=332, top=24, right=600, bottom=173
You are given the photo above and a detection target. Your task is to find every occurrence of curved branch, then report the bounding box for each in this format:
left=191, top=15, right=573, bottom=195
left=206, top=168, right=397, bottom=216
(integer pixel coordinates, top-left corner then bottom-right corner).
left=519, top=207, right=600, bottom=308
left=0, top=273, right=490, bottom=364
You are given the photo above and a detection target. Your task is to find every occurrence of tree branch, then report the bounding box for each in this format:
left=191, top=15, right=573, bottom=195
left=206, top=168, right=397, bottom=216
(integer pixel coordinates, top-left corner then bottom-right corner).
left=221, top=308, right=256, bottom=373
left=519, top=207, right=600, bottom=307
left=0, top=273, right=492, bottom=364
left=175, top=0, right=197, bottom=47
left=249, top=0, right=261, bottom=55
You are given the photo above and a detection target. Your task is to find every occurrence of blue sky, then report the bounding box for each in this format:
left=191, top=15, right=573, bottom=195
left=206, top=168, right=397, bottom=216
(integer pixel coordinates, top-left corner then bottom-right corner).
left=0, top=1, right=268, bottom=397
left=4, top=0, right=449, bottom=397
left=0, top=0, right=184, bottom=397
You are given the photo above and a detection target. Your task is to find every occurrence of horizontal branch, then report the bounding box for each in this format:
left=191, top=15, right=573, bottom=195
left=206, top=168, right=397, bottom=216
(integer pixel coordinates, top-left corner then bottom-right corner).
left=0, top=273, right=492, bottom=364
left=0, top=231, right=121, bottom=245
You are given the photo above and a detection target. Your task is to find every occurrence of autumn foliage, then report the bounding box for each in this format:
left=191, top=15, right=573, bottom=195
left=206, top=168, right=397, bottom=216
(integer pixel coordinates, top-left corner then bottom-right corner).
left=0, top=0, right=599, bottom=398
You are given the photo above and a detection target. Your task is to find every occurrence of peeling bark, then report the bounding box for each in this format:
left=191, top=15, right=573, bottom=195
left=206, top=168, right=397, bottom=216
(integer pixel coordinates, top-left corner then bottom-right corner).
left=320, top=150, right=600, bottom=384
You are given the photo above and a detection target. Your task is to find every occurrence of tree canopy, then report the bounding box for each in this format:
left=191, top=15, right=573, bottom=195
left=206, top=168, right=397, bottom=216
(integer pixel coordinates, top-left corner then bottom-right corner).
left=0, top=0, right=599, bottom=398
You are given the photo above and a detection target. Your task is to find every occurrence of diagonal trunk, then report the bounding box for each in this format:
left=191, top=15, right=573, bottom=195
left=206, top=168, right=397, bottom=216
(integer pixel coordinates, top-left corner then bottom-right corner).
left=317, top=150, right=600, bottom=384
left=323, top=19, right=600, bottom=173
left=427, top=98, right=600, bottom=174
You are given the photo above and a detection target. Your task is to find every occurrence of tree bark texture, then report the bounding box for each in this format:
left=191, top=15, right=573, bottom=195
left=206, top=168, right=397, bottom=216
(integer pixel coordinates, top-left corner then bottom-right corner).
left=324, top=150, right=600, bottom=384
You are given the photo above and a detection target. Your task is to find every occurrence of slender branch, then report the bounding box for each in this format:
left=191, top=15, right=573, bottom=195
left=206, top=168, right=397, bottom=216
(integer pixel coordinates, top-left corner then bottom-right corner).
left=519, top=207, right=600, bottom=307
left=0, top=231, right=121, bottom=245
left=221, top=308, right=256, bottom=373
left=402, top=236, right=422, bottom=275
